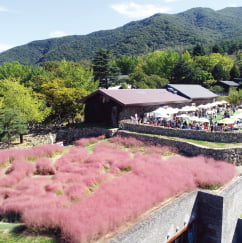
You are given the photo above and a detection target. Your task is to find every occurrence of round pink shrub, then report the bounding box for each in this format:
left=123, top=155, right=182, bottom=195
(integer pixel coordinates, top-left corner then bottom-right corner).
left=36, top=158, right=56, bottom=175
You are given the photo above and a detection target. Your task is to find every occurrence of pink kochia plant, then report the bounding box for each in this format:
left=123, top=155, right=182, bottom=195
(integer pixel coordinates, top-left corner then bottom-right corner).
left=36, top=158, right=56, bottom=175
left=0, top=144, right=64, bottom=165
left=0, top=136, right=237, bottom=243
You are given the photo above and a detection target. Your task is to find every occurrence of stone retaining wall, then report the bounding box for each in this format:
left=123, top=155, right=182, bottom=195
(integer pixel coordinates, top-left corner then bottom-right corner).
left=22, top=127, right=118, bottom=146
left=110, top=176, right=242, bottom=243
left=117, top=130, right=242, bottom=165
left=110, top=191, right=199, bottom=243
left=120, top=121, right=242, bottom=143
left=55, top=127, right=118, bottom=144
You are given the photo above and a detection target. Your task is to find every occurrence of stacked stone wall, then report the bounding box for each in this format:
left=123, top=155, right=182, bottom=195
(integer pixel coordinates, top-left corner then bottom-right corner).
left=22, top=127, right=118, bottom=146
left=120, top=121, right=242, bottom=143
left=117, top=130, right=242, bottom=165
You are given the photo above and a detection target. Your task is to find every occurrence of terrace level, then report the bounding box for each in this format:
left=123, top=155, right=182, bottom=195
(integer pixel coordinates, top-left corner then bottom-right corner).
left=108, top=175, right=242, bottom=243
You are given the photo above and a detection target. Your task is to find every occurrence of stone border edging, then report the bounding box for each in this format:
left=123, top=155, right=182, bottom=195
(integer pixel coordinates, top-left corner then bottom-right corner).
left=120, top=121, right=242, bottom=143
left=117, top=130, right=242, bottom=165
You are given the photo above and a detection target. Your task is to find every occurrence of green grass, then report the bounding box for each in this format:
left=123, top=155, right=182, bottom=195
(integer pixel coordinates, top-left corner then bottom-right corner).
left=167, top=136, right=242, bottom=148
left=0, top=223, right=23, bottom=230
left=0, top=225, right=55, bottom=243
left=127, top=131, right=242, bottom=148
left=0, top=223, right=56, bottom=243
left=0, top=234, right=54, bottom=243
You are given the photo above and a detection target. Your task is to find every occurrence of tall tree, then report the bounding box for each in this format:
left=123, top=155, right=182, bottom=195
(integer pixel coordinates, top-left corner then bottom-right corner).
left=0, top=109, right=28, bottom=147
left=41, top=78, right=88, bottom=122
left=212, top=63, right=230, bottom=81
left=212, top=44, right=223, bottom=54
left=115, top=55, right=138, bottom=75
left=192, top=43, right=206, bottom=56
left=0, top=78, right=50, bottom=123
left=92, top=49, right=120, bottom=89
left=230, top=64, right=240, bottom=80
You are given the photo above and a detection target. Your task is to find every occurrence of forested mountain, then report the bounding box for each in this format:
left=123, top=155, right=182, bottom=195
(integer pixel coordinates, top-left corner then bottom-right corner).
left=1, top=7, right=242, bottom=65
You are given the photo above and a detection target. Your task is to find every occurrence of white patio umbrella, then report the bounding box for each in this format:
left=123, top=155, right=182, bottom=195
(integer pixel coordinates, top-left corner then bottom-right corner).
left=189, top=116, right=200, bottom=121
left=179, top=106, right=196, bottom=113
left=176, top=114, right=190, bottom=118
left=152, top=107, right=169, bottom=118
left=198, top=117, right=210, bottom=123
left=165, top=107, right=179, bottom=114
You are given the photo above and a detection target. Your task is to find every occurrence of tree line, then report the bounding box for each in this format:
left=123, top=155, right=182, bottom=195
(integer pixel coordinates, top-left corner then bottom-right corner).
left=96, top=47, right=241, bottom=89
left=0, top=47, right=241, bottom=145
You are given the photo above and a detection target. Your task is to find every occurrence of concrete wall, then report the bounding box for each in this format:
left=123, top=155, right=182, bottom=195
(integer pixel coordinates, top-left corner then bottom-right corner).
left=219, top=176, right=242, bottom=243
left=117, top=130, right=242, bottom=165
left=110, top=177, right=242, bottom=243
left=120, top=121, right=242, bottom=143
left=196, top=192, right=223, bottom=243
left=109, top=191, right=199, bottom=243
left=232, top=219, right=242, bottom=243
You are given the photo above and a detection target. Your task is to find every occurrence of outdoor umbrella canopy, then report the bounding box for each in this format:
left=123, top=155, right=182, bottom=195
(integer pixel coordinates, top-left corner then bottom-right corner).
left=180, top=106, right=198, bottom=112
left=218, top=118, right=237, bottom=124
left=199, top=117, right=210, bottom=123
left=151, top=107, right=168, bottom=117
left=176, top=114, right=190, bottom=118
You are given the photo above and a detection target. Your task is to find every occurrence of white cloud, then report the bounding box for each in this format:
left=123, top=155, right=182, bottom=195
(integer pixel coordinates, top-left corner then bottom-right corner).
left=0, top=43, right=14, bottom=53
left=110, top=2, right=170, bottom=18
left=0, top=6, right=9, bottom=12
left=49, top=30, right=68, bottom=38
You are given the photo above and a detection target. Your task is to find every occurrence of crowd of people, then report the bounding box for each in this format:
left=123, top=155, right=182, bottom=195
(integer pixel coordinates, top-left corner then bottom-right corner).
left=130, top=103, right=242, bottom=132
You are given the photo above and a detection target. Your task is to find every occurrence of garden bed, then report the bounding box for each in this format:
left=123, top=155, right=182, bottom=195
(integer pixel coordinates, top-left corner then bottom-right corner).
left=0, top=136, right=237, bottom=242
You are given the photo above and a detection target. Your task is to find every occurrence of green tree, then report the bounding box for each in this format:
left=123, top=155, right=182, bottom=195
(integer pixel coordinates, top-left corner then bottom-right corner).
left=92, top=49, right=120, bottom=88
left=128, top=68, right=149, bottom=88
left=227, top=87, right=242, bottom=105
left=0, top=79, right=50, bottom=123
left=0, top=109, right=28, bottom=147
left=43, top=60, right=97, bottom=91
left=212, top=63, right=230, bottom=81
left=172, top=53, right=194, bottom=83
left=115, top=55, right=138, bottom=74
left=192, top=43, right=206, bottom=56
left=212, top=44, right=223, bottom=54
left=0, top=62, right=31, bottom=83
left=41, top=78, right=88, bottom=122
left=230, top=64, right=240, bottom=80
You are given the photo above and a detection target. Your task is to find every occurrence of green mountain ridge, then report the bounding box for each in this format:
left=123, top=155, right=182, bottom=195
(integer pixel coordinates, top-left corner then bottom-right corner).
left=1, top=7, right=242, bottom=65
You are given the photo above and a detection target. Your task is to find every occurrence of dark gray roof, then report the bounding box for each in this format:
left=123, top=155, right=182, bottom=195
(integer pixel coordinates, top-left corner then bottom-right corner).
left=167, top=84, right=218, bottom=100
left=81, top=89, right=189, bottom=106
left=218, top=81, right=239, bottom=86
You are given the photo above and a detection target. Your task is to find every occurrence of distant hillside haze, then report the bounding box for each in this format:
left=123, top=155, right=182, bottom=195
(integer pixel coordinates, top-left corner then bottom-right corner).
left=1, top=7, right=242, bottom=65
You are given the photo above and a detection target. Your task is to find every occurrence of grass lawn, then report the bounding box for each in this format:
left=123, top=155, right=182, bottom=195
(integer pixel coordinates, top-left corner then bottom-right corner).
left=133, top=131, right=242, bottom=148
left=169, top=137, right=242, bottom=148
left=0, top=223, right=55, bottom=243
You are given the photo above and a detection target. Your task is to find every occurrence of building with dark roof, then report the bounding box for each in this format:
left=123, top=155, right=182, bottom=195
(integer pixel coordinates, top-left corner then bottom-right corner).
left=165, top=84, right=218, bottom=103
left=214, top=81, right=239, bottom=94
left=80, top=89, right=189, bottom=127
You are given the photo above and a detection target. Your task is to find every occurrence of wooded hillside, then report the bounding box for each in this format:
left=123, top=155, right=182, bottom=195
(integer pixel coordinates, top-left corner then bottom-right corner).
left=0, top=7, right=242, bottom=65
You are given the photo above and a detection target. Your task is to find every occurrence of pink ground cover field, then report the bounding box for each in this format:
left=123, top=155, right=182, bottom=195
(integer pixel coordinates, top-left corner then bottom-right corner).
left=0, top=136, right=237, bottom=243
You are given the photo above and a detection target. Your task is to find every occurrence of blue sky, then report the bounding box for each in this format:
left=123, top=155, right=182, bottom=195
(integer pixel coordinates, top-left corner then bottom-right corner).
left=0, top=0, right=242, bottom=52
